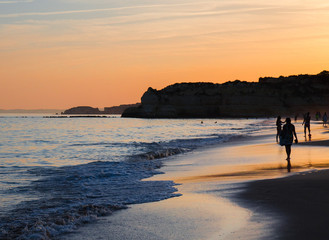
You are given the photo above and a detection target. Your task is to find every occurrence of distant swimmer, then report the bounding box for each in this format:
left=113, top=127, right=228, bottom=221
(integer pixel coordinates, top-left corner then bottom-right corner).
left=280, top=118, right=298, bottom=170
left=302, top=112, right=311, bottom=137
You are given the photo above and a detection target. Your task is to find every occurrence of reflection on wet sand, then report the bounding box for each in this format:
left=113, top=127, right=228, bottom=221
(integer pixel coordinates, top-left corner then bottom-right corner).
left=176, top=161, right=329, bottom=182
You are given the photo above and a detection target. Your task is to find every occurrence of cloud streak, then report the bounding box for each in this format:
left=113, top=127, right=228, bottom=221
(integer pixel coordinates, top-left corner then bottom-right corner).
left=0, top=0, right=34, bottom=4
left=0, top=2, right=209, bottom=18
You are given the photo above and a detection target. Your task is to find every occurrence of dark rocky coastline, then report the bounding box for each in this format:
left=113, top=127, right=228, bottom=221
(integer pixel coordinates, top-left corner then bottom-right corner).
left=63, top=106, right=102, bottom=114
left=62, top=104, right=140, bottom=115
left=122, top=71, right=329, bottom=118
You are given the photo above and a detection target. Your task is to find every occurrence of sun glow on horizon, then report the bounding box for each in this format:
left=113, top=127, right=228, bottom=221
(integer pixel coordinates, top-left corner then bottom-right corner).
left=1, top=0, right=329, bottom=109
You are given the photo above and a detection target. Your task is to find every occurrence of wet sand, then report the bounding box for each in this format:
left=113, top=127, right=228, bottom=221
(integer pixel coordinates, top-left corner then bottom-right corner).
left=237, top=169, right=329, bottom=240
left=234, top=138, right=329, bottom=239
left=62, top=122, right=329, bottom=240
left=298, top=138, right=329, bottom=146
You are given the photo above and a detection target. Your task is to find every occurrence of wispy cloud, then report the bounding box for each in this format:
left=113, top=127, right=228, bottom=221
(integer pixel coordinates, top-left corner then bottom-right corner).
left=0, top=5, right=279, bottom=28
left=1, top=1, right=329, bottom=56
left=1, top=1, right=328, bottom=23
left=0, top=0, right=34, bottom=3
left=0, top=1, right=292, bottom=20
left=0, top=2, right=206, bottom=18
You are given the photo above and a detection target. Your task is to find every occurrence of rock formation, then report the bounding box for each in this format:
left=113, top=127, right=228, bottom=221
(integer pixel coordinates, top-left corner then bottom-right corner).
left=104, top=103, right=141, bottom=114
left=63, top=106, right=102, bottom=114
left=122, top=71, right=329, bottom=118
left=62, top=104, right=141, bottom=115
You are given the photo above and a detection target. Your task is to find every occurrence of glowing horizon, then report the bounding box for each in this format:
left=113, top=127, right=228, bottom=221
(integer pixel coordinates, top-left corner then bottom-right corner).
left=1, top=0, right=329, bottom=109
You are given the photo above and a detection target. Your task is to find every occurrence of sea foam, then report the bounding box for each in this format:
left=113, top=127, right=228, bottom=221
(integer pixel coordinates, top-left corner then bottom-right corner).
left=0, top=160, right=180, bottom=239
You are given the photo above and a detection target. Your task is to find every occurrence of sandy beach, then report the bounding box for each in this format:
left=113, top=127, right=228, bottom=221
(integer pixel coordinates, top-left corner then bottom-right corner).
left=236, top=169, right=329, bottom=240
left=62, top=122, right=329, bottom=240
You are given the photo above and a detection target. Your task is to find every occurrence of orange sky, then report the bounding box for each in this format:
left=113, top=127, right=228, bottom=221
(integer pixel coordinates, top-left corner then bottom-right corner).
left=1, top=0, right=329, bottom=109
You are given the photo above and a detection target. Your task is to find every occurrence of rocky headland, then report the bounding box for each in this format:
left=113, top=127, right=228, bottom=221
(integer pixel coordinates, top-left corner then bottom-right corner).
left=104, top=103, right=141, bottom=114
left=62, top=104, right=140, bottom=115
left=63, top=106, right=102, bottom=115
left=122, top=71, right=329, bottom=118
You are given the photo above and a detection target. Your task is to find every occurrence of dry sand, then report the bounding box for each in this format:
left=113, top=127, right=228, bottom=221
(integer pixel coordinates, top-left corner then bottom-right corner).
left=62, top=122, right=329, bottom=240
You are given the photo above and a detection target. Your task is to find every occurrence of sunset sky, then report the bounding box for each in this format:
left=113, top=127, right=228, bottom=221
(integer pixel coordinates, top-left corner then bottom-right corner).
left=1, top=0, right=329, bottom=109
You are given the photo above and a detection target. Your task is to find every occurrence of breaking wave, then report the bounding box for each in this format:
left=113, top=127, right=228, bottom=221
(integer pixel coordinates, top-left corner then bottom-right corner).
left=0, top=161, right=180, bottom=239
left=0, top=116, right=271, bottom=239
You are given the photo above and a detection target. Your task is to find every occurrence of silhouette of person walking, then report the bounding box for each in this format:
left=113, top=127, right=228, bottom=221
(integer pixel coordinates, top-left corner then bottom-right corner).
left=276, top=116, right=284, bottom=142
left=302, top=112, right=311, bottom=137
left=323, top=112, right=328, bottom=127
left=280, top=118, right=298, bottom=170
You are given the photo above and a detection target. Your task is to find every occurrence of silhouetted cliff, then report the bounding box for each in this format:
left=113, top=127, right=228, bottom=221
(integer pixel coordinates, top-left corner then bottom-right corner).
left=122, top=71, right=329, bottom=118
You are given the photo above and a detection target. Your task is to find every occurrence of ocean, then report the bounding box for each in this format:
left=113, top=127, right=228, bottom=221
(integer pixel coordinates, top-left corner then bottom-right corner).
left=0, top=114, right=273, bottom=239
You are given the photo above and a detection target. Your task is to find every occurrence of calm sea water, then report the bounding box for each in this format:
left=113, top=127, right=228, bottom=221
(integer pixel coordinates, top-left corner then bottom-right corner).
left=0, top=114, right=273, bottom=239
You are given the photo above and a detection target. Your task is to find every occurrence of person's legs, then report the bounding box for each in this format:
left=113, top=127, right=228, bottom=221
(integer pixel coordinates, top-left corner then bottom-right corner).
left=285, top=145, right=291, bottom=160
left=287, top=159, right=291, bottom=172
